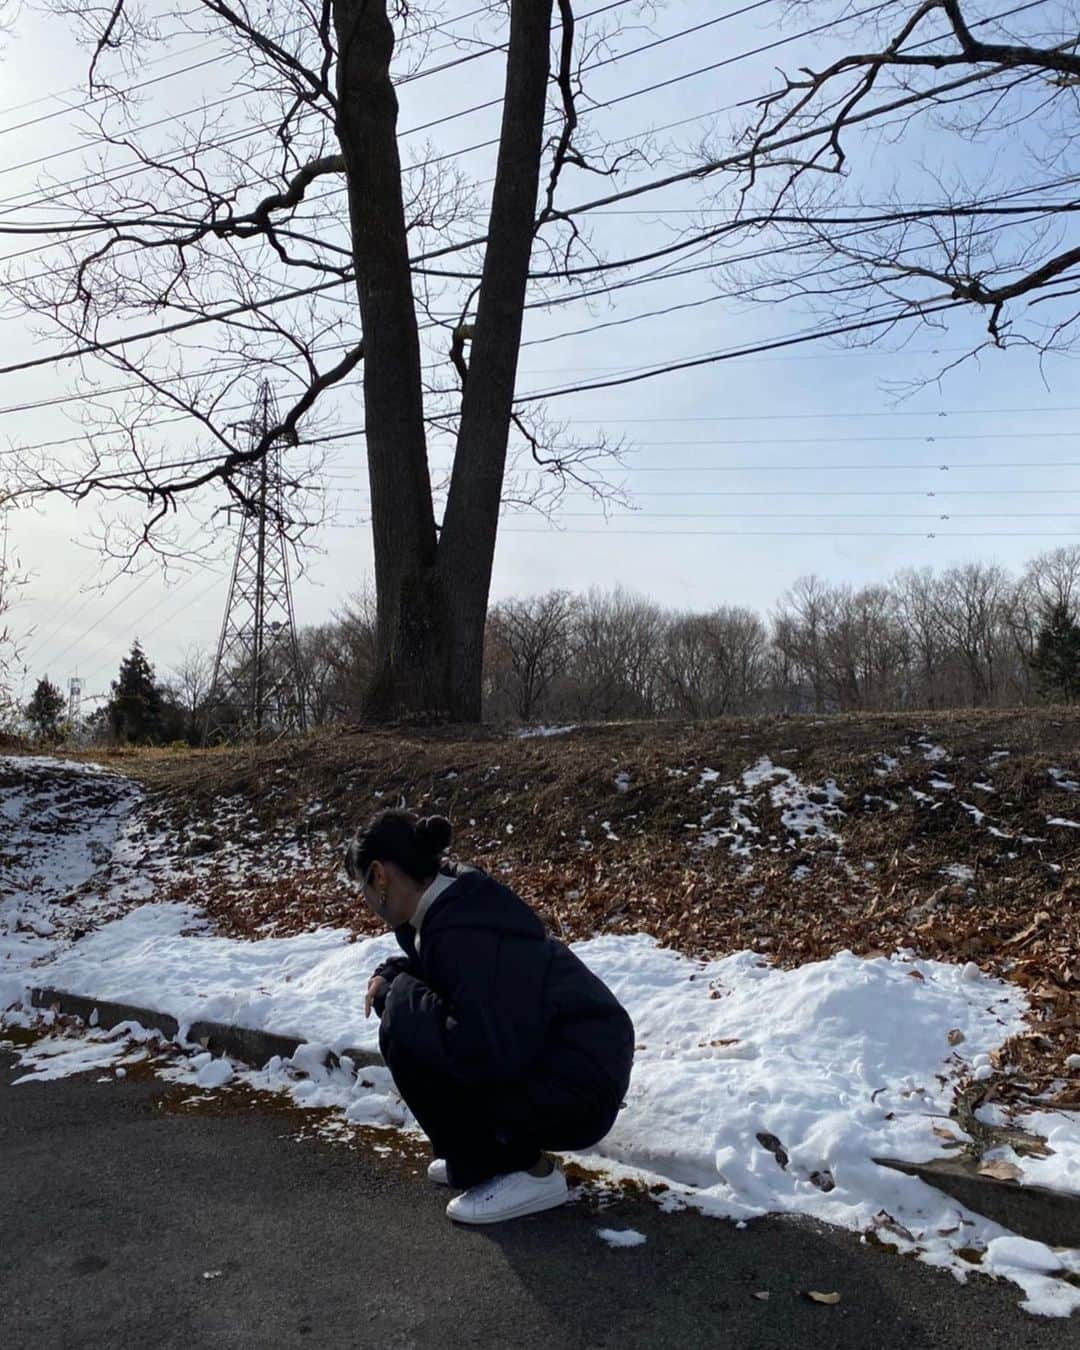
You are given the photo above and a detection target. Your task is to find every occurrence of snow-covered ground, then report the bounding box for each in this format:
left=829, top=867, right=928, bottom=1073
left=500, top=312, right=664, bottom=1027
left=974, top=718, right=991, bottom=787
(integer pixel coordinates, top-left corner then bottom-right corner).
left=2, top=756, right=1079, bottom=1317
left=0, top=757, right=144, bottom=1000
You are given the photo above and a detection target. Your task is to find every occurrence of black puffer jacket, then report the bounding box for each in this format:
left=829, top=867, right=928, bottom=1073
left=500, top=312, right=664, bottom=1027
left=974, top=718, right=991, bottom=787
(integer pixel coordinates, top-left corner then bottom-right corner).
left=374, top=868, right=634, bottom=1111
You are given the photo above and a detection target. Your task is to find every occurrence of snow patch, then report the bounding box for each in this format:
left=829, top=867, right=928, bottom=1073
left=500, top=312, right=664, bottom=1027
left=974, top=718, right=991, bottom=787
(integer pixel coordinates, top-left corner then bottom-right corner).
left=1015, top=1112, right=1080, bottom=1196
left=596, top=1227, right=647, bottom=1248
left=738, top=758, right=845, bottom=844
left=196, top=1057, right=235, bottom=1089
left=0, top=756, right=148, bottom=985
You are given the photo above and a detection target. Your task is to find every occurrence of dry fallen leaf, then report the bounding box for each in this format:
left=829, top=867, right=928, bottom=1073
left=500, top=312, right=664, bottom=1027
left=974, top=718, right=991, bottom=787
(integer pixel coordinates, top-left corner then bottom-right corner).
left=873, top=1210, right=917, bottom=1243
left=806, top=1290, right=841, bottom=1305
left=932, top=1124, right=962, bottom=1145
left=978, top=1159, right=1022, bottom=1182
left=947, top=1028, right=965, bottom=1047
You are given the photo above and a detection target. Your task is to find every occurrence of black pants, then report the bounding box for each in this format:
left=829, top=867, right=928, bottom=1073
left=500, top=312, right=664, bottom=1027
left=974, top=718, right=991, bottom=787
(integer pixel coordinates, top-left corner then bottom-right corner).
left=380, top=1025, right=620, bottom=1189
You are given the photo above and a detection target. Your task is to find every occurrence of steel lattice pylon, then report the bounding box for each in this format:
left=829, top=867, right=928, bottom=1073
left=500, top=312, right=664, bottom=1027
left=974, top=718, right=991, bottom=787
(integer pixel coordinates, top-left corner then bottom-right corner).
left=209, top=383, right=307, bottom=738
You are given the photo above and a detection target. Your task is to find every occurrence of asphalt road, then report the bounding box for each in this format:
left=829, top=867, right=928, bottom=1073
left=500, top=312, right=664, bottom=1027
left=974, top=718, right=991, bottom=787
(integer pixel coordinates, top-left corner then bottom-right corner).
left=0, top=1042, right=1070, bottom=1350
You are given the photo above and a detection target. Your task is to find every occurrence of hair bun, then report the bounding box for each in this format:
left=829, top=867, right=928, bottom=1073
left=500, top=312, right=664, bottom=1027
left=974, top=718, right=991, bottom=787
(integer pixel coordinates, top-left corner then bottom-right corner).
left=416, top=815, right=453, bottom=854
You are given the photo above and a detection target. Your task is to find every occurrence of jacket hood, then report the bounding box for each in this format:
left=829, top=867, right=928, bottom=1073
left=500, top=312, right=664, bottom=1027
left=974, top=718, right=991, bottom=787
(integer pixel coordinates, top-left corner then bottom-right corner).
left=424, top=866, right=546, bottom=943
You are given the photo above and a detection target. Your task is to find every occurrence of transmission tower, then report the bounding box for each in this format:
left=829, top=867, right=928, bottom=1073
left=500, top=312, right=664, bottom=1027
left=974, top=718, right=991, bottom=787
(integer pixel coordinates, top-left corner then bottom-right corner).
left=67, top=677, right=83, bottom=725
left=209, top=382, right=307, bottom=738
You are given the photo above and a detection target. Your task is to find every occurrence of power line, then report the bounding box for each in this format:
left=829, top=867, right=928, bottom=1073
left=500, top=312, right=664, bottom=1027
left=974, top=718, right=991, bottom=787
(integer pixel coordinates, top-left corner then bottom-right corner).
left=541, top=406, right=1080, bottom=423
left=6, top=336, right=1079, bottom=431
left=0, top=0, right=926, bottom=296
left=0, top=23, right=1058, bottom=337
left=1, top=158, right=1052, bottom=386
left=0, top=0, right=673, bottom=222
left=0, top=3, right=498, bottom=126
left=594, top=459, right=1080, bottom=472
left=494, top=526, right=1080, bottom=539
left=0, top=11, right=523, bottom=189
left=329, top=508, right=1080, bottom=522
left=0, top=0, right=1024, bottom=219
left=518, top=510, right=1080, bottom=519
left=21, top=580, right=106, bottom=669
left=552, top=488, right=1080, bottom=497
left=11, top=394, right=1080, bottom=481
left=20, top=567, right=108, bottom=666
left=514, top=301, right=972, bottom=402
left=76, top=569, right=225, bottom=691
left=29, top=530, right=208, bottom=672
left=327, top=458, right=1080, bottom=477
left=331, top=487, right=1080, bottom=499
left=3, top=180, right=1055, bottom=417
left=0, top=0, right=1042, bottom=283
left=319, top=431, right=1080, bottom=457
left=0, top=23, right=1062, bottom=434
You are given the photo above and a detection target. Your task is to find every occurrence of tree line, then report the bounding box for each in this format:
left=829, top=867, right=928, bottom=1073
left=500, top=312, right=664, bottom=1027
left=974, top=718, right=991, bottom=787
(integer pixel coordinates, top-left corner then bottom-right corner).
left=19, top=546, right=1080, bottom=745
left=481, top=552, right=1080, bottom=723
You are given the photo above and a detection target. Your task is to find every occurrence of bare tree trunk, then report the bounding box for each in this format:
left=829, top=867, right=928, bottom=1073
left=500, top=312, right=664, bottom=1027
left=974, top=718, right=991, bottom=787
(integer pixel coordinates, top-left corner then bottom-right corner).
left=333, top=0, right=448, bottom=718
left=438, top=0, right=555, bottom=721
left=333, top=0, right=553, bottom=722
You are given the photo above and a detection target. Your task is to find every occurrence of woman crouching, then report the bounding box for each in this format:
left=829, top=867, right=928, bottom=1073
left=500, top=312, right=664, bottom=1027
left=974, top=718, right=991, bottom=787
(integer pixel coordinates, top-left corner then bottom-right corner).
left=344, top=809, right=634, bottom=1225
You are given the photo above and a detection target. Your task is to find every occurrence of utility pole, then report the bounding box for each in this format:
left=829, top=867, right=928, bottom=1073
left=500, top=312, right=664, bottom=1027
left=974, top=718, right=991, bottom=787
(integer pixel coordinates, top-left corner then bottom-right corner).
left=209, top=382, right=307, bottom=739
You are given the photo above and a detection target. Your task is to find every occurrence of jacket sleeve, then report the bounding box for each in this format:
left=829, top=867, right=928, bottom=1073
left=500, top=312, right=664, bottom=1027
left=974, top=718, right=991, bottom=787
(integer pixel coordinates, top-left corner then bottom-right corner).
left=369, top=955, right=418, bottom=1017
left=370, top=926, right=423, bottom=1015
left=380, top=928, right=547, bottom=1086
left=372, top=953, right=418, bottom=984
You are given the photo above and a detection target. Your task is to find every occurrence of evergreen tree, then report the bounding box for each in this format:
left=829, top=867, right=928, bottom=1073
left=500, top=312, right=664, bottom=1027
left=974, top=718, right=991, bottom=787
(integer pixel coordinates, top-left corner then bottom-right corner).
left=1031, top=603, right=1080, bottom=703
left=26, top=676, right=65, bottom=739
left=107, top=640, right=164, bottom=743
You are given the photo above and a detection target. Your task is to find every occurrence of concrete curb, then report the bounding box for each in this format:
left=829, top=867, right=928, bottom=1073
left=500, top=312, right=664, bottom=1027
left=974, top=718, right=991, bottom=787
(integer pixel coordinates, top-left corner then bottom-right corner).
left=874, top=1156, right=1080, bottom=1249
left=30, top=986, right=385, bottom=1074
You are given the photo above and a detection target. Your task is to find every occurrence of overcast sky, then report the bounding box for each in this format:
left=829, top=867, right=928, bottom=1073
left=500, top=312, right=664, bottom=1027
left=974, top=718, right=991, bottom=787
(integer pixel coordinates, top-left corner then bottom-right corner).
left=2, top=0, right=1078, bottom=709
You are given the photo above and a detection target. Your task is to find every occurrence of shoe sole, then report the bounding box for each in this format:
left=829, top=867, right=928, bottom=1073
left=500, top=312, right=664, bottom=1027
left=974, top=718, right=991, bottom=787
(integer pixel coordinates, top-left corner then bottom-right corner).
left=447, top=1186, right=569, bottom=1226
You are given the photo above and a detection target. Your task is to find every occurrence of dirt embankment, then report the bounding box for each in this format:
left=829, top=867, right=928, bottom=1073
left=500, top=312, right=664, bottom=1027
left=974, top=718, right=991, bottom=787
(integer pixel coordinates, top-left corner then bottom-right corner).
left=49, top=708, right=1080, bottom=1101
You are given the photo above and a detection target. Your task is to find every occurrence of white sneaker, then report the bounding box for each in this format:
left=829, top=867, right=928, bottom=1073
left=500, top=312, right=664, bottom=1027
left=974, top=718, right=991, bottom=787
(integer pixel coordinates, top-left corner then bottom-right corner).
left=427, top=1158, right=451, bottom=1186
left=446, top=1165, right=568, bottom=1225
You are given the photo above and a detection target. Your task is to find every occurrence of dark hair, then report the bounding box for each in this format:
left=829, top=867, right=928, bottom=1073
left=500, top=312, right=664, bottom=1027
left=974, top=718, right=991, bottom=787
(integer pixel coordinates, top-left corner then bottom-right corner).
left=344, top=809, right=453, bottom=884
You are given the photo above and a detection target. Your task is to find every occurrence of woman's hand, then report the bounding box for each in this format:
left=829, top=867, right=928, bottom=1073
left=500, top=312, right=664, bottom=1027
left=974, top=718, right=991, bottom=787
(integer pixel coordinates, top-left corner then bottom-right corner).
left=365, top=975, right=388, bottom=1019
